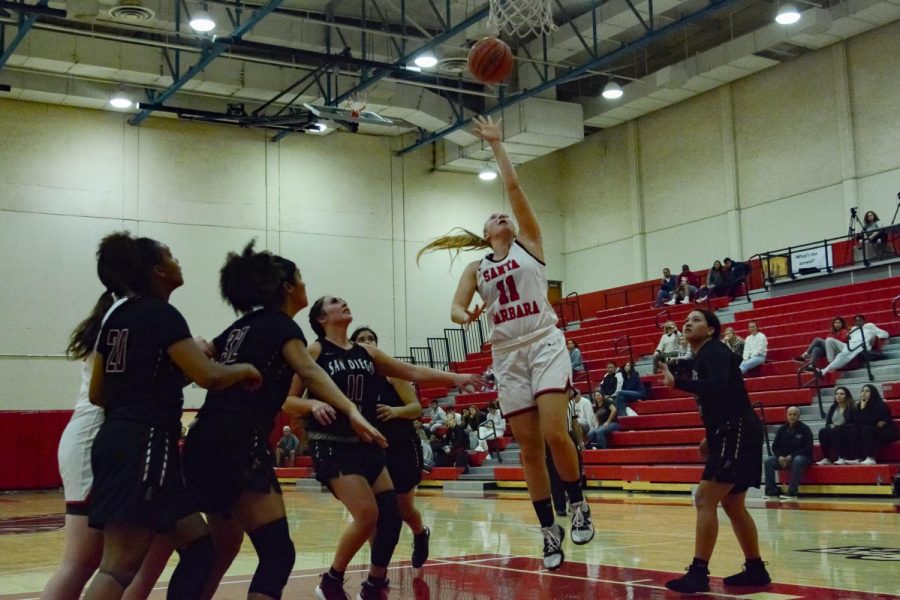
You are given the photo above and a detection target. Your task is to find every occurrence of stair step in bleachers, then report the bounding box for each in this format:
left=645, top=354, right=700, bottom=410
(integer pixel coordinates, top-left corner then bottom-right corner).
left=422, top=467, right=466, bottom=481
left=633, top=390, right=812, bottom=416
left=584, top=447, right=702, bottom=464
left=607, top=428, right=705, bottom=446
left=747, top=278, right=898, bottom=313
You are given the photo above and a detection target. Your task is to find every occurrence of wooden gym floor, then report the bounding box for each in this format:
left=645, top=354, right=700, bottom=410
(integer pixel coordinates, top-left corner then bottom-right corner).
left=0, top=488, right=898, bottom=598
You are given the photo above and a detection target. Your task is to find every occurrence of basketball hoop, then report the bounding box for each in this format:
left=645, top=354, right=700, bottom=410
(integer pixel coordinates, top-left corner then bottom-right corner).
left=346, top=92, right=368, bottom=118
left=487, top=0, right=556, bottom=39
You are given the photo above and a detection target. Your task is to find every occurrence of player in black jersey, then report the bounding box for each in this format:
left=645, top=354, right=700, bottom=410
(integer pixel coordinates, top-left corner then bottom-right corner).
left=659, top=310, right=770, bottom=594
left=350, top=326, right=430, bottom=570
left=84, top=233, right=262, bottom=600
left=182, top=242, right=385, bottom=600
left=43, top=233, right=173, bottom=600
left=290, top=296, right=483, bottom=600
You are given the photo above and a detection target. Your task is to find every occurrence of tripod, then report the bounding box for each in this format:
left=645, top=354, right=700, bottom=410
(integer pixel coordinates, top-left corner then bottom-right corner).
left=846, top=207, right=869, bottom=266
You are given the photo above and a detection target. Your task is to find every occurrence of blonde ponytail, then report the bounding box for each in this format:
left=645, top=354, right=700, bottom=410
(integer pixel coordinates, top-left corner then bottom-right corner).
left=417, top=228, right=490, bottom=265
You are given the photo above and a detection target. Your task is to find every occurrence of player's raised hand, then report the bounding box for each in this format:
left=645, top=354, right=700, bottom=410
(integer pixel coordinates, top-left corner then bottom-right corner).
left=473, top=115, right=502, bottom=142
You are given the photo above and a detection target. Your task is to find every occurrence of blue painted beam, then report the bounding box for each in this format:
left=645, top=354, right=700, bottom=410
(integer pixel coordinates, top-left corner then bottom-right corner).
left=0, top=0, right=49, bottom=71
left=129, top=0, right=287, bottom=126
left=396, top=0, right=743, bottom=156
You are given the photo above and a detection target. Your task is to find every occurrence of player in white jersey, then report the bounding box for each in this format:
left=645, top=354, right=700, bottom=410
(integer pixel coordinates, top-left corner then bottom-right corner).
left=418, top=115, right=594, bottom=570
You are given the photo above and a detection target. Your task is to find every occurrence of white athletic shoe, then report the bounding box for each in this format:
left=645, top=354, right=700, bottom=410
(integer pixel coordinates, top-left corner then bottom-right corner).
left=860, top=457, right=877, bottom=465
left=816, top=458, right=832, bottom=465
left=570, top=501, right=595, bottom=545
left=665, top=298, right=677, bottom=305
left=541, top=523, right=565, bottom=570
left=834, top=458, right=847, bottom=465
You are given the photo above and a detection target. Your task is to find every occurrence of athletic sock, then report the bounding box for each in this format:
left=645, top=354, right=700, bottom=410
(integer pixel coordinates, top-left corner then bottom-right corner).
left=328, top=567, right=345, bottom=582
left=562, top=479, right=584, bottom=505
left=532, top=498, right=555, bottom=529
left=691, top=557, right=709, bottom=570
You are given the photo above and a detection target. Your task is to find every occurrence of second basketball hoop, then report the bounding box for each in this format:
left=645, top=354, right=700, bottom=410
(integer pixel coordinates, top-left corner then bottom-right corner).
left=467, top=37, right=514, bottom=84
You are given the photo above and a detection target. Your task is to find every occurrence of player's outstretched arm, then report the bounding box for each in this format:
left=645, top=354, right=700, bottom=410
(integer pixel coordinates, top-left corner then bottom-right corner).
left=473, top=115, right=543, bottom=260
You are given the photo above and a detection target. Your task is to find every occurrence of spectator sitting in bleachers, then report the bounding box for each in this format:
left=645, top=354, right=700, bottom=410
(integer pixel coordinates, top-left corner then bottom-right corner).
left=431, top=413, right=469, bottom=469
left=476, top=401, right=506, bottom=457
left=573, top=388, right=597, bottom=438
left=586, top=390, right=618, bottom=449
left=566, top=339, right=585, bottom=374
left=720, top=257, right=750, bottom=299
left=613, top=361, right=646, bottom=417
left=424, top=399, right=446, bottom=434
left=740, top=321, right=767, bottom=374
left=275, top=425, right=300, bottom=467
left=854, top=384, right=899, bottom=465
left=653, top=321, right=681, bottom=373
left=597, top=361, right=623, bottom=402
left=462, top=405, right=481, bottom=432
left=698, top=260, right=725, bottom=301
left=722, top=327, right=744, bottom=357
left=794, top=317, right=849, bottom=370
left=673, top=264, right=701, bottom=304
left=413, top=419, right=434, bottom=465
left=654, top=267, right=679, bottom=307
left=763, top=406, right=813, bottom=500
left=815, top=314, right=889, bottom=377
left=817, top=386, right=857, bottom=465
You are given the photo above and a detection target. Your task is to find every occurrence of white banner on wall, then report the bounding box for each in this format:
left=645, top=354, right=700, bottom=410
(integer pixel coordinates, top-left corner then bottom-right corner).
left=790, top=246, right=833, bottom=275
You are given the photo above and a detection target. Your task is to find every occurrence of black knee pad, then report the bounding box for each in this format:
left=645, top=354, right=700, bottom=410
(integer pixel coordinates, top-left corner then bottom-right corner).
left=371, top=490, right=402, bottom=568
left=248, top=517, right=295, bottom=599
left=167, top=534, right=215, bottom=599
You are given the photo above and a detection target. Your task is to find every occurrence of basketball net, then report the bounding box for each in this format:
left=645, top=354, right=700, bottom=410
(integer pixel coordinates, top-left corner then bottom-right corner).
left=347, top=92, right=367, bottom=118
left=487, top=0, right=556, bottom=39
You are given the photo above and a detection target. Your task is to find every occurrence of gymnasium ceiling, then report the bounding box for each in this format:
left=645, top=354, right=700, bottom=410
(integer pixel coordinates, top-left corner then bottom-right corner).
left=1, top=0, right=898, bottom=172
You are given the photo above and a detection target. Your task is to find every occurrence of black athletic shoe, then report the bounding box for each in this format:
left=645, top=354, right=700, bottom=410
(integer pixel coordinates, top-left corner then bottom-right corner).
left=723, top=561, right=771, bottom=587
left=357, top=578, right=390, bottom=600
left=665, top=565, right=710, bottom=594
left=315, top=572, right=350, bottom=600
left=412, top=526, right=430, bottom=568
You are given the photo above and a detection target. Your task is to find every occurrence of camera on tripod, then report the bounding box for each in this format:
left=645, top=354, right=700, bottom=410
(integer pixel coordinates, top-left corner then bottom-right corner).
left=850, top=207, right=858, bottom=218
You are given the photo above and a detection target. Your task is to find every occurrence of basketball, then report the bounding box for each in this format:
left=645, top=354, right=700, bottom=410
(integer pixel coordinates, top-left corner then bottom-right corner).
left=467, top=37, right=514, bottom=84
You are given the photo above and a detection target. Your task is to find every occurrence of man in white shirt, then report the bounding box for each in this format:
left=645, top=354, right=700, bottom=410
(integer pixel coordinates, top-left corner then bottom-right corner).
left=573, top=390, right=597, bottom=437
left=425, top=400, right=446, bottom=434
left=819, top=315, right=889, bottom=376
left=740, top=321, right=767, bottom=374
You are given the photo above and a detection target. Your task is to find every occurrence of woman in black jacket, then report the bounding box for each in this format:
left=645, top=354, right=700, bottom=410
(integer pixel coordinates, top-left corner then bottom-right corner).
left=855, top=385, right=898, bottom=465
left=816, top=386, right=857, bottom=465
left=658, top=310, right=769, bottom=594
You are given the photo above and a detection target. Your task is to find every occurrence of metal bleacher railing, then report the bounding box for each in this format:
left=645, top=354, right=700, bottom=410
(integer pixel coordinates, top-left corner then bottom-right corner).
left=743, top=224, right=899, bottom=301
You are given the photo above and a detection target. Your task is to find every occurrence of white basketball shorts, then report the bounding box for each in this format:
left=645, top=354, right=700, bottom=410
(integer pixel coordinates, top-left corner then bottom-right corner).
left=58, top=406, right=104, bottom=509
left=492, top=328, right=573, bottom=418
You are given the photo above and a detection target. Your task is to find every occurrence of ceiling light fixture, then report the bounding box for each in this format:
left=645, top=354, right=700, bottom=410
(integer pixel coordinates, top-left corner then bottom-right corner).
left=602, top=80, right=623, bottom=100
left=478, top=164, right=498, bottom=181
left=775, top=3, right=801, bottom=24
left=109, top=89, right=133, bottom=109
left=414, top=52, right=438, bottom=68
left=189, top=9, right=215, bottom=32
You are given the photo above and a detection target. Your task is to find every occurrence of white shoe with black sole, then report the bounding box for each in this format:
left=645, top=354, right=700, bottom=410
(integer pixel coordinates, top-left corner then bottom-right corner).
left=570, top=501, right=595, bottom=545
left=542, top=523, right=565, bottom=570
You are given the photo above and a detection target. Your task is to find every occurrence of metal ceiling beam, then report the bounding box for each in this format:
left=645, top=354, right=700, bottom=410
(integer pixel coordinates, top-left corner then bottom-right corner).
left=331, top=5, right=489, bottom=107
left=0, top=0, right=49, bottom=71
left=129, top=0, right=287, bottom=126
left=271, top=4, right=490, bottom=141
left=396, top=0, right=744, bottom=156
